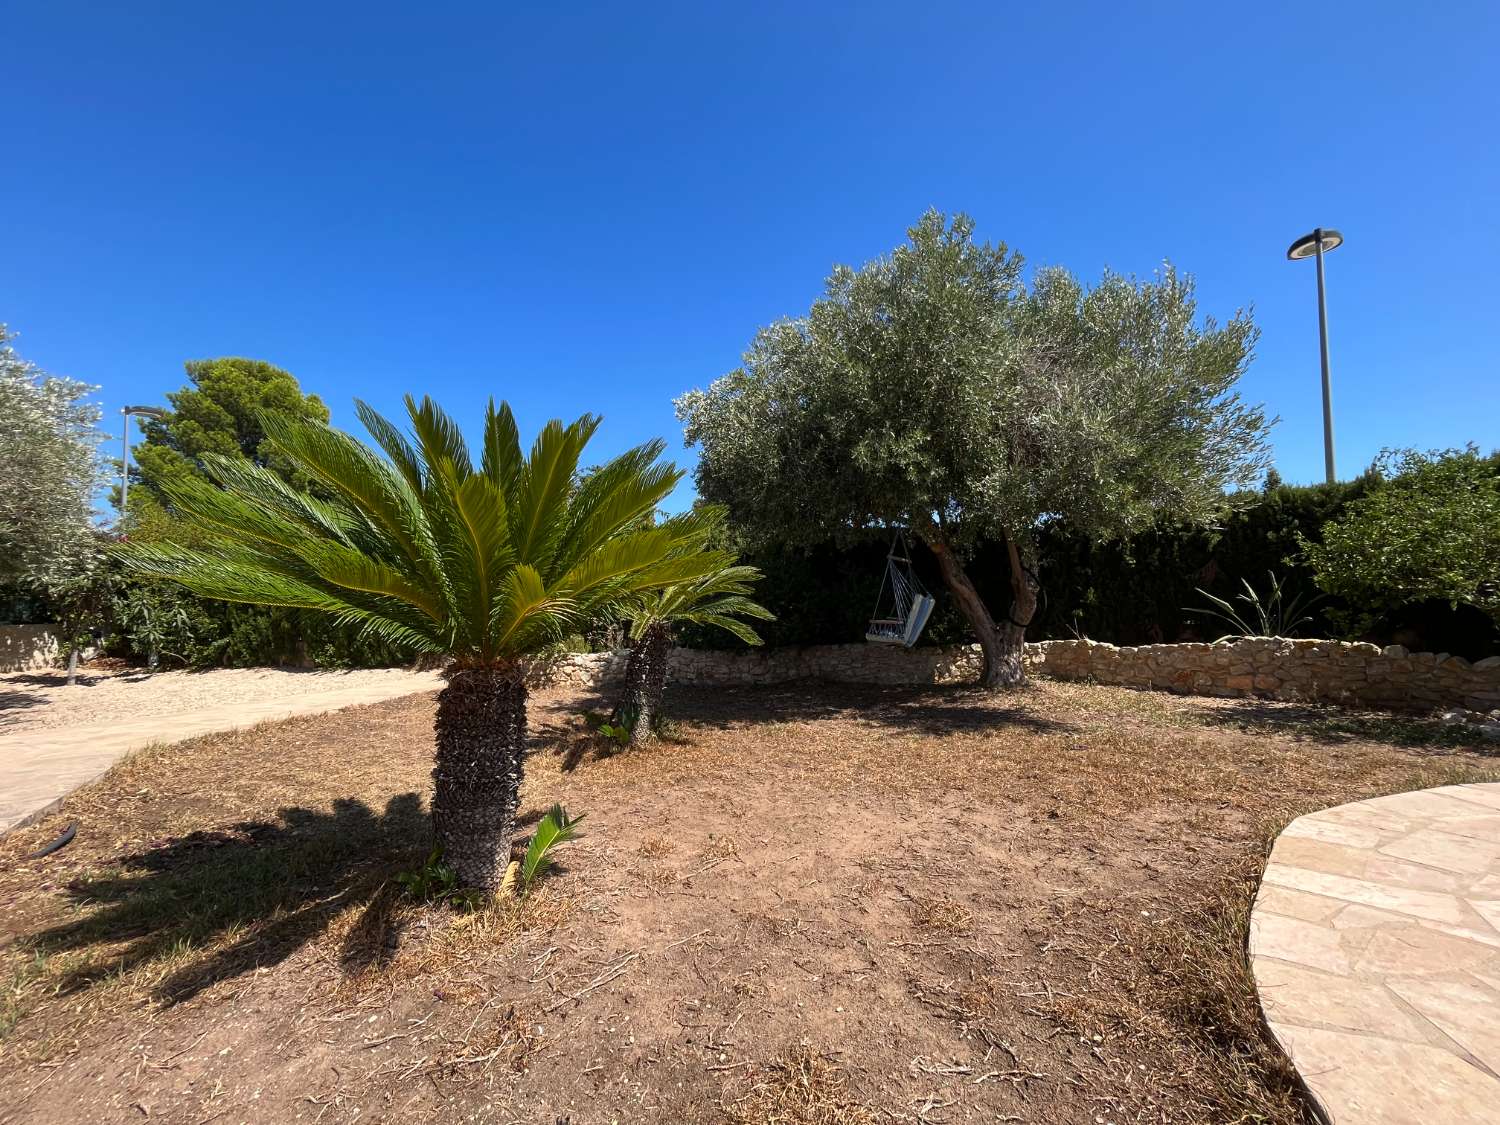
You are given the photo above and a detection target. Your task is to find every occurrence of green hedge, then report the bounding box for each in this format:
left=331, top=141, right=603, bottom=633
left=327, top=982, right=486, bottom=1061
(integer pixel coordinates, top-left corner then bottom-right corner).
left=681, top=476, right=1500, bottom=659
left=104, top=579, right=413, bottom=669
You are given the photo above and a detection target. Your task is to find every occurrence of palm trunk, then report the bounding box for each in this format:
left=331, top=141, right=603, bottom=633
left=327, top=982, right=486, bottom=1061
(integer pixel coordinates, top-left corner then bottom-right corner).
left=431, top=664, right=527, bottom=891
left=612, top=622, right=672, bottom=746
left=926, top=531, right=1039, bottom=690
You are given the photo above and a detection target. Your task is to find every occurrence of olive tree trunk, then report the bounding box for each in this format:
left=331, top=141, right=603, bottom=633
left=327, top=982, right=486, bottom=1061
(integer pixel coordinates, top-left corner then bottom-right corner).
left=612, top=622, right=672, bottom=747
left=926, top=532, right=1039, bottom=689
left=431, top=664, right=527, bottom=891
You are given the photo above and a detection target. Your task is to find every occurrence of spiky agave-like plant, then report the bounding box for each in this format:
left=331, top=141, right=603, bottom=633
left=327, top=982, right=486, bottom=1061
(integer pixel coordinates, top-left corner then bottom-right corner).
left=116, top=396, right=729, bottom=890
left=610, top=506, right=773, bottom=745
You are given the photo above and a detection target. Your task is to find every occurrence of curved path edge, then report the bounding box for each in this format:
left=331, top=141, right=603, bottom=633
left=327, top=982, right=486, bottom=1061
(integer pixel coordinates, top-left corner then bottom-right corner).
left=1249, top=783, right=1500, bottom=1124
left=0, top=670, right=443, bottom=836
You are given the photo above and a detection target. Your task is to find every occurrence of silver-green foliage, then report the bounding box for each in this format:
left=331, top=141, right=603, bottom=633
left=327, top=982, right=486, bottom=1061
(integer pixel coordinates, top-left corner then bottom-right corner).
left=114, top=395, right=734, bottom=666
left=0, top=326, right=106, bottom=587
left=676, top=210, right=1272, bottom=551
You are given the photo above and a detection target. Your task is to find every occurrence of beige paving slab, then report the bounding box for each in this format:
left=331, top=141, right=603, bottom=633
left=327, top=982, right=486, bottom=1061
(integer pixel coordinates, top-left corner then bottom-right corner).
left=1251, top=783, right=1500, bottom=1123
left=0, top=668, right=442, bottom=834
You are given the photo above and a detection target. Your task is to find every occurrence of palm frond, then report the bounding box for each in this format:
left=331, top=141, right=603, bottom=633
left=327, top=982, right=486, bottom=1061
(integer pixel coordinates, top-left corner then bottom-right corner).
left=355, top=399, right=425, bottom=495
left=115, top=396, right=728, bottom=668
left=512, top=415, right=600, bottom=568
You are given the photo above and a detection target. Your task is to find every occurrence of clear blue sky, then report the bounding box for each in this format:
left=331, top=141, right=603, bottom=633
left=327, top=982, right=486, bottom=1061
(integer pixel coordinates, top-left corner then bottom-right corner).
left=5, top=1, right=1497, bottom=509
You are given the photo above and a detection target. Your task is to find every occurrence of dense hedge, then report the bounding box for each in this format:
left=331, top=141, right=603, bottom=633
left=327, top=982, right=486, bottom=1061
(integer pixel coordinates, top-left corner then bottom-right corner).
left=102, top=580, right=411, bottom=669
left=681, top=476, right=1500, bottom=660
left=0, top=573, right=409, bottom=669
left=8, top=478, right=1494, bottom=667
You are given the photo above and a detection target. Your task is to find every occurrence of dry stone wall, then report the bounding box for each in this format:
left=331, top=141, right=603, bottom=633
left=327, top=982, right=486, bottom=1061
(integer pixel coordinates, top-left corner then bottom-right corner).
left=0, top=625, right=61, bottom=674
left=533, top=637, right=1500, bottom=714
left=1031, top=637, right=1500, bottom=712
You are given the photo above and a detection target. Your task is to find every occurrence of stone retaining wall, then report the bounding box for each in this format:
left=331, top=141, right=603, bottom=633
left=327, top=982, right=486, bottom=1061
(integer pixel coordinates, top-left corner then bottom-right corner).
left=1032, top=637, right=1500, bottom=712
left=533, top=637, right=1500, bottom=713
left=0, top=625, right=61, bottom=674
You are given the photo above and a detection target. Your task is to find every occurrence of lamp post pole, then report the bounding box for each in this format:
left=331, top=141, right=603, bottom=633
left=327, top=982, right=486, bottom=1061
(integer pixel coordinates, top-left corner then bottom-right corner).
left=1313, top=230, right=1335, bottom=485
left=1287, top=228, right=1344, bottom=485
left=119, top=405, right=168, bottom=531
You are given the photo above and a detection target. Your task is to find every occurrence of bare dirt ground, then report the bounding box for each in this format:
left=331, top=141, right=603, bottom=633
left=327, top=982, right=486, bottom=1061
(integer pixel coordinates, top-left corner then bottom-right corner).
left=0, top=664, right=437, bottom=735
left=1, top=678, right=1495, bottom=1124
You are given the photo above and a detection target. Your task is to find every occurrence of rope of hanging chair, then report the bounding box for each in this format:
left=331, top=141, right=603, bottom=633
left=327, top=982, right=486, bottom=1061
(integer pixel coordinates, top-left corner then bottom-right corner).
left=869, top=530, right=919, bottom=635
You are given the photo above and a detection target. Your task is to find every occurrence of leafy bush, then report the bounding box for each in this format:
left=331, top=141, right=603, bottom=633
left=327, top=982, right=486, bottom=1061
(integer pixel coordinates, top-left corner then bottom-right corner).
left=105, top=575, right=415, bottom=669
left=1302, top=447, right=1500, bottom=634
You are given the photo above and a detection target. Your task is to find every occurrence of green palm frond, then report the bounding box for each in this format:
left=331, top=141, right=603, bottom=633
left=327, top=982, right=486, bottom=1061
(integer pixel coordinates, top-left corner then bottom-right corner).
left=623, top=507, right=775, bottom=645
left=354, top=399, right=425, bottom=495
left=480, top=399, right=524, bottom=502
left=115, top=396, right=702, bottom=668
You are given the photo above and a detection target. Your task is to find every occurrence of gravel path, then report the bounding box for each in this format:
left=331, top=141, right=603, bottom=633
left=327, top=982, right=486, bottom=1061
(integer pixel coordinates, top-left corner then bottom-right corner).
left=0, top=665, right=438, bottom=735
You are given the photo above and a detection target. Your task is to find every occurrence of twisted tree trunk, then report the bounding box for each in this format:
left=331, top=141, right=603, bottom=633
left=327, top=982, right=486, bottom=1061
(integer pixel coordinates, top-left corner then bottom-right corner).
left=431, top=664, right=527, bottom=891
left=612, top=622, right=673, bottom=746
left=927, top=531, right=1039, bottom=690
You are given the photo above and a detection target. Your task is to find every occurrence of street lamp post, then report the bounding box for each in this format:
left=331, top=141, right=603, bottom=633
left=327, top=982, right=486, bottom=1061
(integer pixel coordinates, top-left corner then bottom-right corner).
left=1286, top=228, right=1344, bottom=485
left=119, top=405, right=168, bottom=531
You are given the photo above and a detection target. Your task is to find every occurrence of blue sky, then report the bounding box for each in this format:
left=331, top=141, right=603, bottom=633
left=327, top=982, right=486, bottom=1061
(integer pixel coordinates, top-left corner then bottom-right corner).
left=5, top=1, right=1497, bottom=510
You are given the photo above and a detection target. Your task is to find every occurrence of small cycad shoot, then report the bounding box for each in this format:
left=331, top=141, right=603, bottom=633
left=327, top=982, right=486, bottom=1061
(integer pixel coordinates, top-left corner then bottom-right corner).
left=520, top=804, right=586, bottom=894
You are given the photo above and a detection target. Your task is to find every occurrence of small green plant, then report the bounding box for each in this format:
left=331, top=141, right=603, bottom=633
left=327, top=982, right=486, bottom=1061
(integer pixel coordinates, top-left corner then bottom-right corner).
left=520, top=804, right=586, bottom=894
left=396, top=849, right=489, bottom=909
left=1188, top=570, right=1324, bottom=640
left=587, top=707, right=637, bottom=747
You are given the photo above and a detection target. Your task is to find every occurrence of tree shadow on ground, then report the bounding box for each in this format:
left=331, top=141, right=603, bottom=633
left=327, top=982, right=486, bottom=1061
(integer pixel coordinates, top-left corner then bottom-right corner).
left=655, top=682, right=1073, bottom=737
left=539, top=682, right=1074, bottom=771
left=1193, top=700, right=1498, bottom=756
left=0, top=690, right=48, bottom=726
left=29, top=793, right=431, bottom=1004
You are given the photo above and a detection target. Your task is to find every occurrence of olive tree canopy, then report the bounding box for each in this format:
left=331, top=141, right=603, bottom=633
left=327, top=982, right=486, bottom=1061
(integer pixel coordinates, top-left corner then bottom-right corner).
left=0, top=325, right=105, bottom=589
left=677, top=211, right=1272, bottom=687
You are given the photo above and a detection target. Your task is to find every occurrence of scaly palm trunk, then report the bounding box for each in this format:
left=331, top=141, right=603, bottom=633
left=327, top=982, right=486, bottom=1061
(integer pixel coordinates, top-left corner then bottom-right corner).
left=432, top=664, right=527, bottom=890
left=612, top=622, right=673, bottom=746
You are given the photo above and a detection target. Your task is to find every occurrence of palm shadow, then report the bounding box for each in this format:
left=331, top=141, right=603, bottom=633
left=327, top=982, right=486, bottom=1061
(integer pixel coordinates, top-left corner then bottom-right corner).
left=1193, top=699, right=1499, bottom=756
left=30, top=793, right=431, bottom=1004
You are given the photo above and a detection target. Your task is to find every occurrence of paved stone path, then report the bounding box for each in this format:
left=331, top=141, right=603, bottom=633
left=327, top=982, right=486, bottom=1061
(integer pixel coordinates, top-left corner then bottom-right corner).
left=1249, top=783, right=1500, bottom=1123
left=0, top=670, right=442, bottom=835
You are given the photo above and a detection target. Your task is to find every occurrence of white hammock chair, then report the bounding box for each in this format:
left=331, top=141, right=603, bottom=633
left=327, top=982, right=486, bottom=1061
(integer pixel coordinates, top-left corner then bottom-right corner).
left=865, top=531, right=936, bottom=647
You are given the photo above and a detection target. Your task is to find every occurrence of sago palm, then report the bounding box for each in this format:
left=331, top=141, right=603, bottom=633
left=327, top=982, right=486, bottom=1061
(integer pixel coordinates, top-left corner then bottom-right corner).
left=611, top=510, right=773, bottom=745
left=116, top=396, right=729, bottom=890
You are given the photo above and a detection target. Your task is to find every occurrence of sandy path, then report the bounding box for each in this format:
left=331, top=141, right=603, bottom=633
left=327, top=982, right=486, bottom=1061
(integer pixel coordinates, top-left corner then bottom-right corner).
left=0, top=665, right=439, bottom=735
left=0, top=665, right=442, bottom=834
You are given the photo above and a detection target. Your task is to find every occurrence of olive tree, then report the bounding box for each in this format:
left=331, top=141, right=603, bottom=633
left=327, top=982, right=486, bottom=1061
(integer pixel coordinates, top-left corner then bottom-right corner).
left=0, top=325, right=105, bottom=589
left=677, top=212, right=1271, bottom=688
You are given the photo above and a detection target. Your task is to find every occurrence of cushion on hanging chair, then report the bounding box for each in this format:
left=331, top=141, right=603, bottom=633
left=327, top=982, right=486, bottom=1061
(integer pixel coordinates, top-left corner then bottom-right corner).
left=901, top=594, right=935, bottom=647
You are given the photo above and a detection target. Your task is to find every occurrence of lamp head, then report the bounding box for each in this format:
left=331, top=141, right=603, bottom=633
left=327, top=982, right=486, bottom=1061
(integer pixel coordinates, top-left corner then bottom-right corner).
left=1287, top=229, right=1344, bottom=260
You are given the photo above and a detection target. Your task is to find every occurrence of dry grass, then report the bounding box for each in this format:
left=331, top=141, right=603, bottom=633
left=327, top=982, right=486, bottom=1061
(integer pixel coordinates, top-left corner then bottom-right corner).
left=1, top=678, right=1496, bottom=1123
left=909, top=893, right=973, bottom=934
left=722, top=1048, right=879, bottom=1125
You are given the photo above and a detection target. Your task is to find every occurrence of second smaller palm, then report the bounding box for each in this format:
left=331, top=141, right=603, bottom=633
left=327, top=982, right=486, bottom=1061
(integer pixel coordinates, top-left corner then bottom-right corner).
left=610, top=509, right=773, bottom=745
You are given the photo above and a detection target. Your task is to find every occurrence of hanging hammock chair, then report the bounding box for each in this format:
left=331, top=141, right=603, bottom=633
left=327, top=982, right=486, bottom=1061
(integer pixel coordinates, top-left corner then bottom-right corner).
left=865, top=531, right=936, bottom=647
